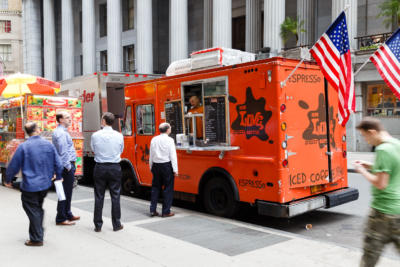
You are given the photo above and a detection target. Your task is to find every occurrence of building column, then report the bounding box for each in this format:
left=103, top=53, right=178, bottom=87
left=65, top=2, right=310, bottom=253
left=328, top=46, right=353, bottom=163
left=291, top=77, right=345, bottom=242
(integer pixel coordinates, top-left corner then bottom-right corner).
left=264, top=0, right=285, bottom=55
left=203, top=0, right=212, bottom=49
left=136, top=0, right=153, bottom=73
left=213, top=0, right=231, bottom=48
left=62, top=0, right=74, bottom=79
left=332, top=0, right=357, bottom=50
left=297, top=0, right=315, bottom=46
left=107, top=0, right=122, bottom=72
left=170, top=0, right=188, bottom=63
left=43, top=0, right=56, bottom=80
left=82, top=0, right=96, bottom=74
left=23, top=0, right=42, bottom=76
left=245, top=0, right=261, bottom=53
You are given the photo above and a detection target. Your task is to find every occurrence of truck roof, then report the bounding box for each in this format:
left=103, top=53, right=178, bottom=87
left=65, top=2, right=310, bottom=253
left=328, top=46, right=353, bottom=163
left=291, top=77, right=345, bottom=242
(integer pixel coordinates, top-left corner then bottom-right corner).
left=125, top=57, right=319, bottom=87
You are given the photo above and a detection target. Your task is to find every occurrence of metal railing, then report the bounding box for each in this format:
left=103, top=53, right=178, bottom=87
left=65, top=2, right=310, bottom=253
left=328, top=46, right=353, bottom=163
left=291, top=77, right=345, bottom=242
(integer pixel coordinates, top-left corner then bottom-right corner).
left=355, top=32, right=393, bottom=51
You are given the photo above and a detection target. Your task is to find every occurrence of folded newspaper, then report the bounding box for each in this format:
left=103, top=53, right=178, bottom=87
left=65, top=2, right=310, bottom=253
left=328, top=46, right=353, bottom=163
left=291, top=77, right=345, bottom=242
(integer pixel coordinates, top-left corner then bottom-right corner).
left=54, top=180, right=66, bottom=201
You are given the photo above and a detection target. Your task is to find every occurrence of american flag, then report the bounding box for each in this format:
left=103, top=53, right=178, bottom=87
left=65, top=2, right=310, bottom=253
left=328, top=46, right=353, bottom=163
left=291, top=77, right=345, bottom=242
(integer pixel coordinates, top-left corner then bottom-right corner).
left=310, top=12, right=355, bottom=126
left=370, top=28, right=400, bottom=100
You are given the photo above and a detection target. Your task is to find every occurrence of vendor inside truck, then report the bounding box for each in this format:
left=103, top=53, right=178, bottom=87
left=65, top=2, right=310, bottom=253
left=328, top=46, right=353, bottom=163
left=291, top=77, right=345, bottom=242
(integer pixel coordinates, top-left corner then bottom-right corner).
left=187, top=95, right=203, bottom=139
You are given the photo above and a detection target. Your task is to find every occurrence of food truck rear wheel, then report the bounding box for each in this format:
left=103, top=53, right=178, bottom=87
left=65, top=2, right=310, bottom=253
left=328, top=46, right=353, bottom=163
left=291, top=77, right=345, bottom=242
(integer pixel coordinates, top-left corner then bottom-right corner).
left=203, top=177, right=238, bottom=217
left=121, top=168, right=141, bottom=197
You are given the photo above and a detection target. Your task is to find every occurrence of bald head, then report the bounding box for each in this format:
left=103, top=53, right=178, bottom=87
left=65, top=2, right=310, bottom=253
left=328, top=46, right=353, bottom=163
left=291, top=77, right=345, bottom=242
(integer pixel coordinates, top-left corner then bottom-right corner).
left=24, top=122, right=39, bottom=136
left=189, top=95, right=201, bottom=108
left=159, top=122, right=171, bottom=134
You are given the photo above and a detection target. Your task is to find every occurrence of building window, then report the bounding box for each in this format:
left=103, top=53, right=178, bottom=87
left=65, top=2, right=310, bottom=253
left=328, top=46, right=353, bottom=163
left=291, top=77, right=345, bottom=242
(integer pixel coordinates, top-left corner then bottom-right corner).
left=0, top=44, right=11, bottom=61
left=122, top=0, right=134, bottom=31
left=366, top=83, right=400, bottom=116
left=0, top=20, right=11, bottom=33
left=99, top=4, right=107, bottom=37
left=79, top=12, right=82, bottom=43
left=0, top=0, right=8, bottom=10
left=100, top=50, right=107, bottom=71
left=123, top=45, right=135, bottom=72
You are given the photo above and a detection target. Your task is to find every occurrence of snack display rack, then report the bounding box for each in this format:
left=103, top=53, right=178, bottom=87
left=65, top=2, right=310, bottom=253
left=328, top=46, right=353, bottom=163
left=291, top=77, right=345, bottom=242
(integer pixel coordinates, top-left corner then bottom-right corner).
left=0, top=94, right=84, bottom=176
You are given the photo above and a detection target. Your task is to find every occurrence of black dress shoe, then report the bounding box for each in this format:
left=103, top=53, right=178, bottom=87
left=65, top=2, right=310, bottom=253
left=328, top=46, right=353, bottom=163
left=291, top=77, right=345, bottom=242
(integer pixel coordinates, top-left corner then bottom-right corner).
left=113, top=225, right=124, bottom=232
left=25, top=240, right=43, bottom=247
left=150, top=211, right=159, bottom=217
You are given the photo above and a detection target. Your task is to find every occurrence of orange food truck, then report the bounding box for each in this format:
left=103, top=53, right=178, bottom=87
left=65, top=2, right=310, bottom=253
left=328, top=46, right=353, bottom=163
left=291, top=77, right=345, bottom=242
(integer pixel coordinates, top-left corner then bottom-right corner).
left=0, top=94, right=83, bottom=185
left=120, top=50, right=358, bottom=218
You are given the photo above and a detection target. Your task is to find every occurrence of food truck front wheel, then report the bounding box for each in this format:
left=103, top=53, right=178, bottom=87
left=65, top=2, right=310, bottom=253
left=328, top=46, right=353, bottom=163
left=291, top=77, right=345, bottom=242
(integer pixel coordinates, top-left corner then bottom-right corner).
left=203, top=177, right=238, bottom=218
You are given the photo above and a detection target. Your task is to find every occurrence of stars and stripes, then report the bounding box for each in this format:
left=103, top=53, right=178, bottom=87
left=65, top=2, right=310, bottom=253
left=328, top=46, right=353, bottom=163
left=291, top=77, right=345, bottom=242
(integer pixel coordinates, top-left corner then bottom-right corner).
left=310, top=12, right=355, bottom=126
left=370, top=28, right=400, bottom=100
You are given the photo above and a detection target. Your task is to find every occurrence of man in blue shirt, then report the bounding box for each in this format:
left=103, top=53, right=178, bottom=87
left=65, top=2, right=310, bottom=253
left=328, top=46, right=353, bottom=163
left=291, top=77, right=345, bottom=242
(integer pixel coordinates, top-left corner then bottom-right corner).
left=52, top=111, right=79, bottom=225
left=5, top=122, right=63, bottom=246
left=91, top=112, right=124, bottom=232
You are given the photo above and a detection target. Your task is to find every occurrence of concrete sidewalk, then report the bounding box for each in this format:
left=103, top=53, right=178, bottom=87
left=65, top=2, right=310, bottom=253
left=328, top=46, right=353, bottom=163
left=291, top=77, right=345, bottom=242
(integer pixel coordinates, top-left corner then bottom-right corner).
left=1, top=186, right=398, bottom=267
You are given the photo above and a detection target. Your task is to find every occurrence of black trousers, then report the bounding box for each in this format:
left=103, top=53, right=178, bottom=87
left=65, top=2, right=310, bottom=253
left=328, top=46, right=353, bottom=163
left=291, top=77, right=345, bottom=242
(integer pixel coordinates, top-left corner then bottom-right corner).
left=150, top=162, right=174, bottom=215
left=21, top=189, right=48, bottom=242
left=56, top=164, right=76, bottom=223
left=93, top=163, right=122, bottom=230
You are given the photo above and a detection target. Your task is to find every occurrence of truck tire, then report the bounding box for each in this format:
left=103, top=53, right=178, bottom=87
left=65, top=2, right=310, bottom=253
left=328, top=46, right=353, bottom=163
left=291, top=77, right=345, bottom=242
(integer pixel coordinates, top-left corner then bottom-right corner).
left=121, top=168, right=141, bottom=197
left=203, top=177, right=238, bottom=217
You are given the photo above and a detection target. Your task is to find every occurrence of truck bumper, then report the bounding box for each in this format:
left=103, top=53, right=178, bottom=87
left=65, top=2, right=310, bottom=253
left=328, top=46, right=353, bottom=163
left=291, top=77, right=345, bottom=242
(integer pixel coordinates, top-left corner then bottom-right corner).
left=257, top=187, right=359, bottom=218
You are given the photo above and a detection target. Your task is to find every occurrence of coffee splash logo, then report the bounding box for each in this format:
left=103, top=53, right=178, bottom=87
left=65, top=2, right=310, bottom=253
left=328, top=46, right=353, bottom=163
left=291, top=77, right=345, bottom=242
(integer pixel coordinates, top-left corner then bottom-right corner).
left=230, top=87, right=272, bottom=142
left=299, top=93, right=336, bottom=148
left=139, top=144, right=150, bottom=164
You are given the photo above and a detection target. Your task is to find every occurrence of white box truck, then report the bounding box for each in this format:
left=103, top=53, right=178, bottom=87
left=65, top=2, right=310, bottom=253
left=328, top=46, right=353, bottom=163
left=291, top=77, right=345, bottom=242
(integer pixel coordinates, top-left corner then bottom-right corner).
left=59, top=72, right=160, bottom=185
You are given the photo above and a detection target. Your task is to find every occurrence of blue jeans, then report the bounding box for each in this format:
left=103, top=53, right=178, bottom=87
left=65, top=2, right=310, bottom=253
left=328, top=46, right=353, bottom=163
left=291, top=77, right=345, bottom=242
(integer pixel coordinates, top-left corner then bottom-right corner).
left=150, top=162, right=174, bottom=215
left=56, top=164, right=76, bottom=223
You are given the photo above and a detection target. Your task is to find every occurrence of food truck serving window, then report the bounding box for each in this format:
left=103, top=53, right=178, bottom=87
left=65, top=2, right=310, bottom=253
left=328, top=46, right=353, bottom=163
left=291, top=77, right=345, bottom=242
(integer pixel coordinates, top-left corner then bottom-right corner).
left=181, top=77, right=229, bottom=146
left=136, top=104, right=155, bottom=135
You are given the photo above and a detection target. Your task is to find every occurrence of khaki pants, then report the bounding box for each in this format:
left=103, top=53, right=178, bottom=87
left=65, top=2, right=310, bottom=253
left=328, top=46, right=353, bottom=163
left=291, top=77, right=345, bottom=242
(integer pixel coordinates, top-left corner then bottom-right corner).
left=361, top=208, right=400, bottom=267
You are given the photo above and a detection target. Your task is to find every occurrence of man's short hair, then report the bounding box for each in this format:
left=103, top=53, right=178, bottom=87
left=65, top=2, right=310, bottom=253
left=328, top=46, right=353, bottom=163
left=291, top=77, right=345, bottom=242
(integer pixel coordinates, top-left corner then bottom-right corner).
left=356, top=117, right=384, bottom=132
left=56, top=111, right=69, bottom=123
left=159, top=122, right=170, bottom=133
left=24, top=122, right=37, bottom=136
left=102, top=112, right=115, bottom=126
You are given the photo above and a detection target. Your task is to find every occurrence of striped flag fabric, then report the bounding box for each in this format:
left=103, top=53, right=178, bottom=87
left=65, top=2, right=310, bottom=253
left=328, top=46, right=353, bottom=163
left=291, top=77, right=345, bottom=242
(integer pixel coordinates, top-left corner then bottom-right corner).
left=310, top=11, right=355, bottom=126
left=370, top=28, right=400, bottom=100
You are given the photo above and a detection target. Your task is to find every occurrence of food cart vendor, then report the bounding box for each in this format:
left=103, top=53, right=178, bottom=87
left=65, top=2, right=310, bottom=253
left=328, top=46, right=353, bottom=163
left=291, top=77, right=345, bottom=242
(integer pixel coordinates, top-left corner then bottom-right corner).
left=187, top=95, right=203, bottom=139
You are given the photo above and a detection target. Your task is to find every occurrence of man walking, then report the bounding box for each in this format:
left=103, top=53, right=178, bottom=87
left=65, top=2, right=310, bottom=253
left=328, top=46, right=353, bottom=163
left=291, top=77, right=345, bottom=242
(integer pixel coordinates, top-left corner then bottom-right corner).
left=52, top=111, right=79, bottom=225
left=149, top=122, right=178, bottom=217
left=353, top=117, right=400, bottom=267
left=91, top=112, right=124, bottom=232
left=5, top=122, right=63, bottom=246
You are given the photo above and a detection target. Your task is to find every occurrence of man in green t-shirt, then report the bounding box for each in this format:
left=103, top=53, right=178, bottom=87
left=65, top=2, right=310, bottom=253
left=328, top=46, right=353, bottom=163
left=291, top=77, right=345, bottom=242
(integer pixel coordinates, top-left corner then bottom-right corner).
left=354, top=117, right=400, bottom=267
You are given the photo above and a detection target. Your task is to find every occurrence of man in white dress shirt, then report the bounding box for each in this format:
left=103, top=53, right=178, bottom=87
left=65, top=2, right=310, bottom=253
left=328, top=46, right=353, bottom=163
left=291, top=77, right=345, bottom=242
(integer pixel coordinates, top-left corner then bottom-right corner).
left=149, top=122, right=178, bottom=217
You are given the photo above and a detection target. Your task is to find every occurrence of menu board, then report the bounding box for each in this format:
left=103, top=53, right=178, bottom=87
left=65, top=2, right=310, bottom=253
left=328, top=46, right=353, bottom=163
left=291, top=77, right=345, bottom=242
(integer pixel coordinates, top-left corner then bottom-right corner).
left=164, top=101, right=183, bottom=140
left=204, top=96, right=226, bottom=143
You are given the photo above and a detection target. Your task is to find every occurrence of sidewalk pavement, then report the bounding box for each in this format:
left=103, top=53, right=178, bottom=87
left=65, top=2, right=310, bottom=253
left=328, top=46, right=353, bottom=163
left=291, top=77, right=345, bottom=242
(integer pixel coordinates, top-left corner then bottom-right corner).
left=347, top=152, right=375, bottom=173
left=1, top=185, right=398, bottom=267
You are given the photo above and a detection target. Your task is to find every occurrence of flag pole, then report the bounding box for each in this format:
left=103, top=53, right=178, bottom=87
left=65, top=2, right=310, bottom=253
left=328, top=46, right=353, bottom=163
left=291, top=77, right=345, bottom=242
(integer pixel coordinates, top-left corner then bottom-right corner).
left=280, top=58, right=305, bottom=88
left=354, top=57, right=371, bottom=77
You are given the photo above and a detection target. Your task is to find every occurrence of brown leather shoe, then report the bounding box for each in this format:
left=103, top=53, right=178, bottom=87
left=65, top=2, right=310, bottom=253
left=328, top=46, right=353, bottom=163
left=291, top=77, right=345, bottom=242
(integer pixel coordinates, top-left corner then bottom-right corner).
left=113, top=225, right=124, bottom=232
left=94, top=228, right=101, bottom=232
left=69, top=215, right=80, bottom=221
left=25, top=240, right=43, bottom=247
left=56, top=220, right=76, bottom=226
left=162, top=212, right=175, bottom=218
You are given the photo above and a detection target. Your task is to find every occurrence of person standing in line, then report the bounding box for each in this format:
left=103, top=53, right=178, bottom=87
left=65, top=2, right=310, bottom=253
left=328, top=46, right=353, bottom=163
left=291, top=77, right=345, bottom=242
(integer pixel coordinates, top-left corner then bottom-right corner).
left=5, top=122, right=63, bottom=246
left=149, top=122, right=178, bottom=217
left=353, top=117, right=400, bottom=267
left=52, top=111, right=79, bottom=225
left=91, top=112, right=124, bottom=232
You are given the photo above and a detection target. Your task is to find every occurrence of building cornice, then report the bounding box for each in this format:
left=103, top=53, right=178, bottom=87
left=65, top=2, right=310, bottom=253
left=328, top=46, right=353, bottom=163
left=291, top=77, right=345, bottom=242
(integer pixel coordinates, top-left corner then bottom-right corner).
left=0, top=10, right=22, bottom=16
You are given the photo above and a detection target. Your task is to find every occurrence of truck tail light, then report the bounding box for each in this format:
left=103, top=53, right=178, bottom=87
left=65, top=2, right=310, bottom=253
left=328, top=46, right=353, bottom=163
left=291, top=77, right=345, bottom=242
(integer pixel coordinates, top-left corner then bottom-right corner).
left=280, top=104, right=286, bottom=113
left=282, top=159, right=288, bottom=167
left=343, top=150, right=347, bottom=158
left=281, top=122, right=287, bottom=131
left=282, top=141, right=287, bottom=149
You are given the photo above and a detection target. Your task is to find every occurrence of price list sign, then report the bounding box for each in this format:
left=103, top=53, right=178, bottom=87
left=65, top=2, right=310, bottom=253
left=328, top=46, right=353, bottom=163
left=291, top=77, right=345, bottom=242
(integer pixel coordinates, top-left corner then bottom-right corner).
left=204, top=97, right=226, bottom=143
left=164, top=101, right=183, bottom=140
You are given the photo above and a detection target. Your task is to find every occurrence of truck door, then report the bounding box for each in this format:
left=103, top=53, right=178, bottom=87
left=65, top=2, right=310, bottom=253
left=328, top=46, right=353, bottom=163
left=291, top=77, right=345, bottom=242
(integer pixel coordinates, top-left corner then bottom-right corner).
left=285, top=72, right=332, bottom=189
left=121, top=104, right=135, bottom=164
left=133, top=102, right=156, bottom=186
